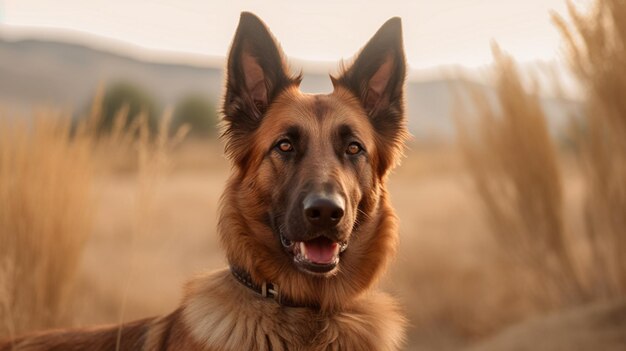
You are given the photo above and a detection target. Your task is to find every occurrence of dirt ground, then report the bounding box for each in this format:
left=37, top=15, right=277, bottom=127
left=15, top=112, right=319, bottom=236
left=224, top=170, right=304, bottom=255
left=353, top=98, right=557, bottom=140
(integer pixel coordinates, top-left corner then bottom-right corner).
left=68, top=141, right=584, bottom=350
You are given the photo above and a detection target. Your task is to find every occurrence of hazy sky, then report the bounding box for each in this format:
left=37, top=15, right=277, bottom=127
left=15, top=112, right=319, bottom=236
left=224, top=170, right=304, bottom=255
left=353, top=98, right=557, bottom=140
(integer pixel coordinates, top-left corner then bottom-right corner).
left=0, top=0, right=589, bottom=70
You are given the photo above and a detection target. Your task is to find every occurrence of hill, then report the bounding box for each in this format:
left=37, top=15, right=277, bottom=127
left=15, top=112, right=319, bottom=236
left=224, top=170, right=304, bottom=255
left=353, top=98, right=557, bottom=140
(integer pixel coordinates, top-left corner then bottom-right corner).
left=0, top=38, right=582, bottom=139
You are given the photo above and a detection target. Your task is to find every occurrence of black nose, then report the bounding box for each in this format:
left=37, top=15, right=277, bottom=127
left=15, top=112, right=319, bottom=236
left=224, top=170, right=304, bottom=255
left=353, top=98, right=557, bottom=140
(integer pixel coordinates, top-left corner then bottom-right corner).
left=303, top=193, right=345, bottom=229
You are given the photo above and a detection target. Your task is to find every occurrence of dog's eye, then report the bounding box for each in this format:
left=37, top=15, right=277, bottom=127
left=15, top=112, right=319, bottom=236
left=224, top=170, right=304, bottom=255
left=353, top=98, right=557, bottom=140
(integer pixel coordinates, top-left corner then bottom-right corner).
left=276, top=140, right=294, bottom=153
left=346, top=142, right=363, bottom=155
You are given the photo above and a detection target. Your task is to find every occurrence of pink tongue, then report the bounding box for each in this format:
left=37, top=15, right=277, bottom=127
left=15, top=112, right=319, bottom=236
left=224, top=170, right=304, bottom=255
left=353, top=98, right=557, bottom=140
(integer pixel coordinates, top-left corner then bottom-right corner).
left=304, top=240, right=338, bottom=264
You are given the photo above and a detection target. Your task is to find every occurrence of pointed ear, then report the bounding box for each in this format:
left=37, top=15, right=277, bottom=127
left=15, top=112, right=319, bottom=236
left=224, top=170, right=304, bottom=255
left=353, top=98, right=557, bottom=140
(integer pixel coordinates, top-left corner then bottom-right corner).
left=334, top=17, right=408, bottom=176
left=222, top=12, right=300, bottom=164
left=334, top=17, right=406, bottom=116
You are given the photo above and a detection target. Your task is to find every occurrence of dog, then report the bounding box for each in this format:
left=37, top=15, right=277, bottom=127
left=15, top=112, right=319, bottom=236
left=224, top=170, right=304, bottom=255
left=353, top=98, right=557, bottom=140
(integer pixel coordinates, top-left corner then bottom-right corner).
left=0, top=12, right=408, bottom=351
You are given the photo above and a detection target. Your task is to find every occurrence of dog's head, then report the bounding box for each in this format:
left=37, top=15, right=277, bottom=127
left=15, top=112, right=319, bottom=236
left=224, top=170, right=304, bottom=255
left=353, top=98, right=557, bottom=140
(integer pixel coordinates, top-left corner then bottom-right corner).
left=219, top=12, right=407, bottom=309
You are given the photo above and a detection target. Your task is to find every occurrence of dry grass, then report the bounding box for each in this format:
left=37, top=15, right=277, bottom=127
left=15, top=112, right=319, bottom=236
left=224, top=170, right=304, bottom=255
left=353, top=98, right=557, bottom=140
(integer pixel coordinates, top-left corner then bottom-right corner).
left=448, top=1, right=626, bottom=345
left=110, top=109, right=187, bottom=350
left=0, top=99, right=186, bottom=340
left=554, top=0, right=626, bottom=298
left=0, top=109, right=95, bottom=338
left=456, top=46, right=586, bottom=311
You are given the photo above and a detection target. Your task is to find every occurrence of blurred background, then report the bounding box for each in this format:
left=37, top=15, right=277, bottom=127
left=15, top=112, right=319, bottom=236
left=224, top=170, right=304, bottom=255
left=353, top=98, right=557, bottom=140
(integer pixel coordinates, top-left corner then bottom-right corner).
left=2, top=0, right=626, bottom=350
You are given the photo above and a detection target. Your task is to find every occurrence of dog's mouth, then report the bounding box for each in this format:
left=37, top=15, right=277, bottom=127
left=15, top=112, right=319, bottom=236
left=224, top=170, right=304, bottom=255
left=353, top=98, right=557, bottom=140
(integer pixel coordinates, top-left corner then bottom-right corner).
left=280, top=234, right=348, bottom=275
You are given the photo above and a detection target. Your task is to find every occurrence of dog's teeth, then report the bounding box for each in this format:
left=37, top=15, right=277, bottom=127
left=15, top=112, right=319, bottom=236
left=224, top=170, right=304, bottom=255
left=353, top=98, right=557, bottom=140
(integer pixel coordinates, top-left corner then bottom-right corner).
left=340, top=242, right=348, bottom=253
left=299, top=242, right=308, bottom=259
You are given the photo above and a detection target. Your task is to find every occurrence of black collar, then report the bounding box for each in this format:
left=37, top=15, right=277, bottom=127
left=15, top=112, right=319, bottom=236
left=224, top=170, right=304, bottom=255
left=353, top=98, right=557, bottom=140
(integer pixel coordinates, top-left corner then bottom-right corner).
left=229, top=266, right=319, bottom=309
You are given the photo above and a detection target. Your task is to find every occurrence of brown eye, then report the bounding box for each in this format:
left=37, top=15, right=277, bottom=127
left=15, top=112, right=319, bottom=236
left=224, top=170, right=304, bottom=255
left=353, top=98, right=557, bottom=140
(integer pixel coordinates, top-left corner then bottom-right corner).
left=346, top=142, right=362, bottom=155
left=277, top=140, right=294, bottom=153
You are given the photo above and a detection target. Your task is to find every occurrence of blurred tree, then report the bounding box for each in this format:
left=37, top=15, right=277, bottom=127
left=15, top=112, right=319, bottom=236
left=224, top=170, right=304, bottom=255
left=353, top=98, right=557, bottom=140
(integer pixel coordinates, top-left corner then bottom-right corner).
left=172, top=94, right=217, bottom=138
left=99, top=81, right=159, bottom=133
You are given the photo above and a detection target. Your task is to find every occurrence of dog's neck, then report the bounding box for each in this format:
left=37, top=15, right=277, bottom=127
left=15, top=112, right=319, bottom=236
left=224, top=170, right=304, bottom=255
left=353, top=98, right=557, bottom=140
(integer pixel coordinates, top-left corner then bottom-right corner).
left=229, top=265, right=320, bottom=309
left=181, top=269, right=406, bottom=350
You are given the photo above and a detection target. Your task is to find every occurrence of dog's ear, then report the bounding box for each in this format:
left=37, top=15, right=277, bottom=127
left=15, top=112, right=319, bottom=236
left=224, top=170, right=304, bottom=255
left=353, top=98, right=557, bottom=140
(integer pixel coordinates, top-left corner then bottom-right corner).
left=333, top=17, right=408, bottom=176
left=222, top=12, right=300, bottom=164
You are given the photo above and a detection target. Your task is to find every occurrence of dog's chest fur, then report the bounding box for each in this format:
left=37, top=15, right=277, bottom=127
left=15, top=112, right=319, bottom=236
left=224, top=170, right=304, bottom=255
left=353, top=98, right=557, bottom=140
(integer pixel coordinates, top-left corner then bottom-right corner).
left=179, top=269, right=405, bottom=351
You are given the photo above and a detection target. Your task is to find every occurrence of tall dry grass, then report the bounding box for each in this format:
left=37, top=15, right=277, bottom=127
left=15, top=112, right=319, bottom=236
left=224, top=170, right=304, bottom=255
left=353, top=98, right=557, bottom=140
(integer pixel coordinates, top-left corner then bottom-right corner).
left=457, top=46, right=586, bottom=310
left=0, top=109, right=95, bottom=338
left=458, top=0, right=626, bottom=319
left=0, top=97, right=187, bottom=340
left=554, top=0, right=626, bottom=298
left=110, top=108, right=188, bottom=350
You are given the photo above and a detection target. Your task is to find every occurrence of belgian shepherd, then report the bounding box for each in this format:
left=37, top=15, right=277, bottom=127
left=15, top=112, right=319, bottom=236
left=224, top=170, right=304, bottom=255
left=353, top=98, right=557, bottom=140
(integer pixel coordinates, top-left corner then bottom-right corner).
left=0, top=12, right=408, bottom=351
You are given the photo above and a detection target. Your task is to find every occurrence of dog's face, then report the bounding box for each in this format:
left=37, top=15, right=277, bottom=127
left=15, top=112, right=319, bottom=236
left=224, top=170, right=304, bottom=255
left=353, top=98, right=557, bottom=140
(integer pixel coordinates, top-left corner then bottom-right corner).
left=252, top=90, right=376, bottom=276
left=220, top=12, right=406, bottom=296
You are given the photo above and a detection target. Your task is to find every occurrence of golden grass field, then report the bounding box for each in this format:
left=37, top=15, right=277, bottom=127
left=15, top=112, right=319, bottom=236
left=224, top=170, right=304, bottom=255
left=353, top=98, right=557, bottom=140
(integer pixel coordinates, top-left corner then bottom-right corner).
left=0, top=123, right=618, bottom=350
left=11, top=137, right=594, bottom=349
left=2, top=136, right=586, bottom=350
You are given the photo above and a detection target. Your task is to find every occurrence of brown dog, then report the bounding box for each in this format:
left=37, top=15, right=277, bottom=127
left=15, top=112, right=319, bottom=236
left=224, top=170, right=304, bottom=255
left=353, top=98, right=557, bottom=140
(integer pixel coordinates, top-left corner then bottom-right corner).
left=0, top=12, right=408, bottom=351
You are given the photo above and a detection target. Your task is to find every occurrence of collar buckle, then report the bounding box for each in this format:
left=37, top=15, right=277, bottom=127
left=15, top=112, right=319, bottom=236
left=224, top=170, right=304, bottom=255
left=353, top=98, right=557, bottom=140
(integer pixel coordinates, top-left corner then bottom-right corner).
left=231, top=265, right=316, bottom=308
left=261, top=281, right=279, bottom=301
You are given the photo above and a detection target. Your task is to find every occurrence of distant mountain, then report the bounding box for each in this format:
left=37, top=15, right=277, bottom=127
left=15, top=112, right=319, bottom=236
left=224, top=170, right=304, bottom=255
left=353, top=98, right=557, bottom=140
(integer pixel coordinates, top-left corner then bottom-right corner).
left=0, top=38, right=582, bottom=139
left=0, top=39, right=223, bottom=109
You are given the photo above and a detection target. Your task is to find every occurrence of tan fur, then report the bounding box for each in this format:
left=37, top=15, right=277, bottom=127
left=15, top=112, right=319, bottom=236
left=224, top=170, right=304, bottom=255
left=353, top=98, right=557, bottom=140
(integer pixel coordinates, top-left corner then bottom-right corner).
left=0, top=12, right=408, bottom=351
left=181, top=269, right=405, bottom=351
